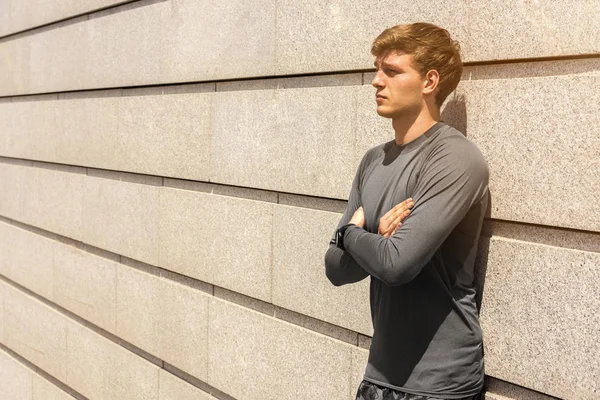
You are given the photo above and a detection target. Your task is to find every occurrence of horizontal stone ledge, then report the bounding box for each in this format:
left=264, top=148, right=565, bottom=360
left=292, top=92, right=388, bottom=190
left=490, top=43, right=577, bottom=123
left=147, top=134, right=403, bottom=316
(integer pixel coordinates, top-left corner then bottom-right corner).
left=0, top=0, right=132, bottom=38
left=0, top=345, right=80, bottom=400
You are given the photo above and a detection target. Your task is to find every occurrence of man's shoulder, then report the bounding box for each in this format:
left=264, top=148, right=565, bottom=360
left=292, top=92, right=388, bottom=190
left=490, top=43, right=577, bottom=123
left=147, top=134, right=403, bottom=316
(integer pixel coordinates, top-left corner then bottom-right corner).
left=429, top=123, right=488, bottom=170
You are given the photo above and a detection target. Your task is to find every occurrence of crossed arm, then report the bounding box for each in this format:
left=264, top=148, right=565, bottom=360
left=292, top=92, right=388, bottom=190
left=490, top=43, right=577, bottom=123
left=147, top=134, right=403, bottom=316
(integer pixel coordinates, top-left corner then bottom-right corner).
left=324, top=146, right=488, bottom=287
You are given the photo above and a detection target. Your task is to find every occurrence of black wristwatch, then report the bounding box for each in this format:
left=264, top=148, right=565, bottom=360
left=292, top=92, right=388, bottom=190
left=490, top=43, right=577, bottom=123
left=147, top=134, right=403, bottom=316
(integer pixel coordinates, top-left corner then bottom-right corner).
left=334, top=223, right=355, bottom=251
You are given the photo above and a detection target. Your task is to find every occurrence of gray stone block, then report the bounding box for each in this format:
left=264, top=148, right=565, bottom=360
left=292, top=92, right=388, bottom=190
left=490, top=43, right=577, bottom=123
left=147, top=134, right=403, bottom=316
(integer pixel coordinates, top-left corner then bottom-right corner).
left=116, top=265, right=210, bottom=381
left=208, top=297, right=354, bottom=400
left=275, top=0, right=469, bottom=75
left=0, top=350, right=32, bottom=400
left=158, top=369, right=212, bottom=400
left=467, top=1, right=600, bottom=62
left=20, top=166, right=84, bottom=240
left=53, top=244, right=118, bottom=334
left=33, top=374, right=77, bottom=400
left=272, top=204, right=372, bottom=335
left=458, top=59, right=600, bottom=232
left=66, top=320, right=160, bottom=400
left=0, top=0, right=128, bottom=37
left=162, top=0, right=276, bottom=83
left=274, top=306, right=358, bottom=345
left=82, top=176, right=160, bottom=265
left=2, top=282, right=68, bottom=382
left=114, top=92, right=212, bottom=181
left=480, top=237, right=600, bottom=399
left=0, top=222, right=54, bottom=302
left=211, top=85, right=357, bottom=199
left=159, top=189, right=273, bottom=302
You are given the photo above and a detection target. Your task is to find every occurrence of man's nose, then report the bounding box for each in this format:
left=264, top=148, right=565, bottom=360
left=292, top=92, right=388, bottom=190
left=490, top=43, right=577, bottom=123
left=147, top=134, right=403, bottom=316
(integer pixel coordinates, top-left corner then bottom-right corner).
left=371, top=71, right=384, bottom=88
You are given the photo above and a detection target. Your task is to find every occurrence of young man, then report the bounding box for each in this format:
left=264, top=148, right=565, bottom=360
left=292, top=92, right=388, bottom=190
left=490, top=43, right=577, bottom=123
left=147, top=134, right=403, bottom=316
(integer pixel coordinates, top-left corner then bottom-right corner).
left=325, top=23, right=489, bottom=400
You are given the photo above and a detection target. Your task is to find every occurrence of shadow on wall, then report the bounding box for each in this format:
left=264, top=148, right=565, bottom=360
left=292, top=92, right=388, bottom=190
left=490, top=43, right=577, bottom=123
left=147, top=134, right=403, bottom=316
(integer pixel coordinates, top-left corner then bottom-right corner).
left=441, top=94, right=467, bottom=136
left=475, top=195, right=493, bottom=314
left=440, top=92, right=492, bottom=313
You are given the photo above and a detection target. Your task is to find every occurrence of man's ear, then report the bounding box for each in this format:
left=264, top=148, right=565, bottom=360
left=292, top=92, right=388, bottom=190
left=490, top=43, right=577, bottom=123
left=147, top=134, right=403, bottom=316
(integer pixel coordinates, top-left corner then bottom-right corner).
left=423, top=70, right=440, bottom=95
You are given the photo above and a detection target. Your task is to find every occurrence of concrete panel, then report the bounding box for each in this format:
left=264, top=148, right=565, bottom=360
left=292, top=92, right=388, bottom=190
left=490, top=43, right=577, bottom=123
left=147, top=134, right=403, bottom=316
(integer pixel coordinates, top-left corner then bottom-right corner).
left=2, top=90, right=211, bottom=182
left=159, top=189, right=273, bottom=302
left=8, top=165, right=84, bottom=240
left=116, top=266, right=209, bottom=381
left=33, top=374, right=76, bottom=400
left=85, top=2, right=171, bottom=89
left=0, top=162, right=23, bottom=220
left=0, top=0, right=129, bottom=37
left=272, top=205, right=372, bottom=335
left=2, top=283, right=68, bottom=382
left=54, top=93, right=121, bottom=169
left=163, top=0, right=276, bottom=83
left=467, top=1, right=600, bottom=61
left=0, top=97, right=59, bottom=162
left=0, top=0, right=275, bottom=96
left=211, top=84, right=357, bottom=199
left=0, top=222, right=54, bottom=301
left=82, top=176, right=160, bottom=265
left=480, top=237, right=600, bottom=400
left=53, top=244, right=118, bottom=333
left=26, top=167, right=84, bottom=239
left=66, top=321, right=160, bottom=400
left=275, top=0, right=469, bottom=75
left=158, top=370, right=212, bottom=400
left=208, top=297, right=354, bottom=400
left=115, top=91, right=212, bottom=181
left=0, top=350, right=32, bottom=400
left=459, top=60, right=600, bottom=232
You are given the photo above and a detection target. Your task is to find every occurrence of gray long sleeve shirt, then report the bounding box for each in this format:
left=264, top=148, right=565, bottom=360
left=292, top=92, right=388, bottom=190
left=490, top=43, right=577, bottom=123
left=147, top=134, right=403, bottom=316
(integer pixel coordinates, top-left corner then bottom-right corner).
left=325, top=122, right=489, bottom=399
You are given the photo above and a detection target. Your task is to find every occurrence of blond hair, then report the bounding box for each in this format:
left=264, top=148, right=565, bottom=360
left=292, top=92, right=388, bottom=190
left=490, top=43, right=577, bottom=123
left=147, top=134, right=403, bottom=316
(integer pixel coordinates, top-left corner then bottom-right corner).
left=371, top=22, right=462, bottom=106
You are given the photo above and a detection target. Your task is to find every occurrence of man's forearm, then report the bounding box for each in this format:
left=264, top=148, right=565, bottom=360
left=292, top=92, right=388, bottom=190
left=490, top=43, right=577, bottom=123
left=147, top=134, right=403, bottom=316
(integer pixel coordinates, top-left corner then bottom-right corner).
left=324, top=245, right=369, bottom=286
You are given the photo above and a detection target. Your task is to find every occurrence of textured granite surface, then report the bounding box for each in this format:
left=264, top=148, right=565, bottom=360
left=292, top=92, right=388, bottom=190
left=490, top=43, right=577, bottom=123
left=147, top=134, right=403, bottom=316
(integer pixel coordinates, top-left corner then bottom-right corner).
left=116, top=266, right=209, bottom=382
left=1, top=283, right=68, bottom=382
left=457, top=60, right=600, bottom=232
left=0, top=349, right=32, bottom=400
left=211, top=85, right=357, bottom=199
left=54, top=244, right=118, bottom=333
left=66, top=320, right=160, bottom=400
left=0, top=222, right=54, bottom=302
left=82, top=175, right=160, bottom=266
left=0, top=0, right=127, bottom=37
left=467, top=0, right=600, bottom=61
left=272, top=204, right=372, bottom=335
left=158, top=189, right=273, bottom=302
left=208, top=297, right=354, bottom=400
left=158, top=369, right=212, bottom=400
left=480, top=237, right=600, bottom=399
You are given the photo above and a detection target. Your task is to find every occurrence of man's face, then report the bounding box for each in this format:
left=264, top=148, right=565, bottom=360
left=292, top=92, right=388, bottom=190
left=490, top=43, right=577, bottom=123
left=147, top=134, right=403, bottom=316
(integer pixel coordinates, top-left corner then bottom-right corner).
left=371, top=52, right=426, bottom=119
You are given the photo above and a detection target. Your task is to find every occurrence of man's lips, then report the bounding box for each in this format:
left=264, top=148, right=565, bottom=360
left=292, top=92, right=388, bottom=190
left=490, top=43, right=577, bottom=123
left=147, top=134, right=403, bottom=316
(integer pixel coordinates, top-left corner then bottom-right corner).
left=376, top=94, right=386, bottom=102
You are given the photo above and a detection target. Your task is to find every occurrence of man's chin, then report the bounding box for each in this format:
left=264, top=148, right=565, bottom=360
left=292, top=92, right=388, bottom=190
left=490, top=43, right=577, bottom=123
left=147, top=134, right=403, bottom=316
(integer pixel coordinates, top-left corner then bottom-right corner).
left=375, top=107, right=395, bottom=119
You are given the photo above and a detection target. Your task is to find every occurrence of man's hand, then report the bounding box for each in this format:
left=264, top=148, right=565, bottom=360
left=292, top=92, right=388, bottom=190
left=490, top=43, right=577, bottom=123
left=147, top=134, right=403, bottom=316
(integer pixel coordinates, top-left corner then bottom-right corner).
left=349, top=207, right=365, bottom=228
left=378, top=198, right=414, bottom=238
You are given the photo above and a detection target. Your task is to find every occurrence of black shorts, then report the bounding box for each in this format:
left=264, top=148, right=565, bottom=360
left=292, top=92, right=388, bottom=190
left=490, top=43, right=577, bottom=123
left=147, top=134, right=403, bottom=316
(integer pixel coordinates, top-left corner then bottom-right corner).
left=355, top=380, right=481, bottom=400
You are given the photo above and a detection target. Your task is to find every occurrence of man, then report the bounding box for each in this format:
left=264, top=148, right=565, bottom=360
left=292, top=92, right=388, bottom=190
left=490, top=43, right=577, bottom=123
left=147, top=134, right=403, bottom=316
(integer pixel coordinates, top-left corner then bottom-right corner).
left=325, top=23, right=489, bottom=400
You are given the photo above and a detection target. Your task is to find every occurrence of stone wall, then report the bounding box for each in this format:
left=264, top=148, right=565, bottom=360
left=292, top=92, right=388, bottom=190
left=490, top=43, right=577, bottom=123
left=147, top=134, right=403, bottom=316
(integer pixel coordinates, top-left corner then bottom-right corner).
left=0, top=1, right=598, bottom=399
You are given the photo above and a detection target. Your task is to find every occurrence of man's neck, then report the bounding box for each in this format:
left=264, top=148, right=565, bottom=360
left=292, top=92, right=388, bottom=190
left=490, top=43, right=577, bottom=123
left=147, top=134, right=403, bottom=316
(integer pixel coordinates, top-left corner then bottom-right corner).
left=392, top=110, right=440, bottom=146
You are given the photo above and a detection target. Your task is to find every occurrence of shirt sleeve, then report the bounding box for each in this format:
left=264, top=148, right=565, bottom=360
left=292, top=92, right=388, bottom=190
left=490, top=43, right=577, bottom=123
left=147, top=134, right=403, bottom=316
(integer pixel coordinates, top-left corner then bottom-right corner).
left=324, top=154, right=370, bottom=286
left=342, top=140, right=489, bottom=286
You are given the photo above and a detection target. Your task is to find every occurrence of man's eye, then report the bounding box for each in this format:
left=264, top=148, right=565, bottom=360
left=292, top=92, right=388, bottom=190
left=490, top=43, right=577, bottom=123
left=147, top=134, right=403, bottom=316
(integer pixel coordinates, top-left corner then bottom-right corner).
left=385, top=68, right=399, bottom=75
